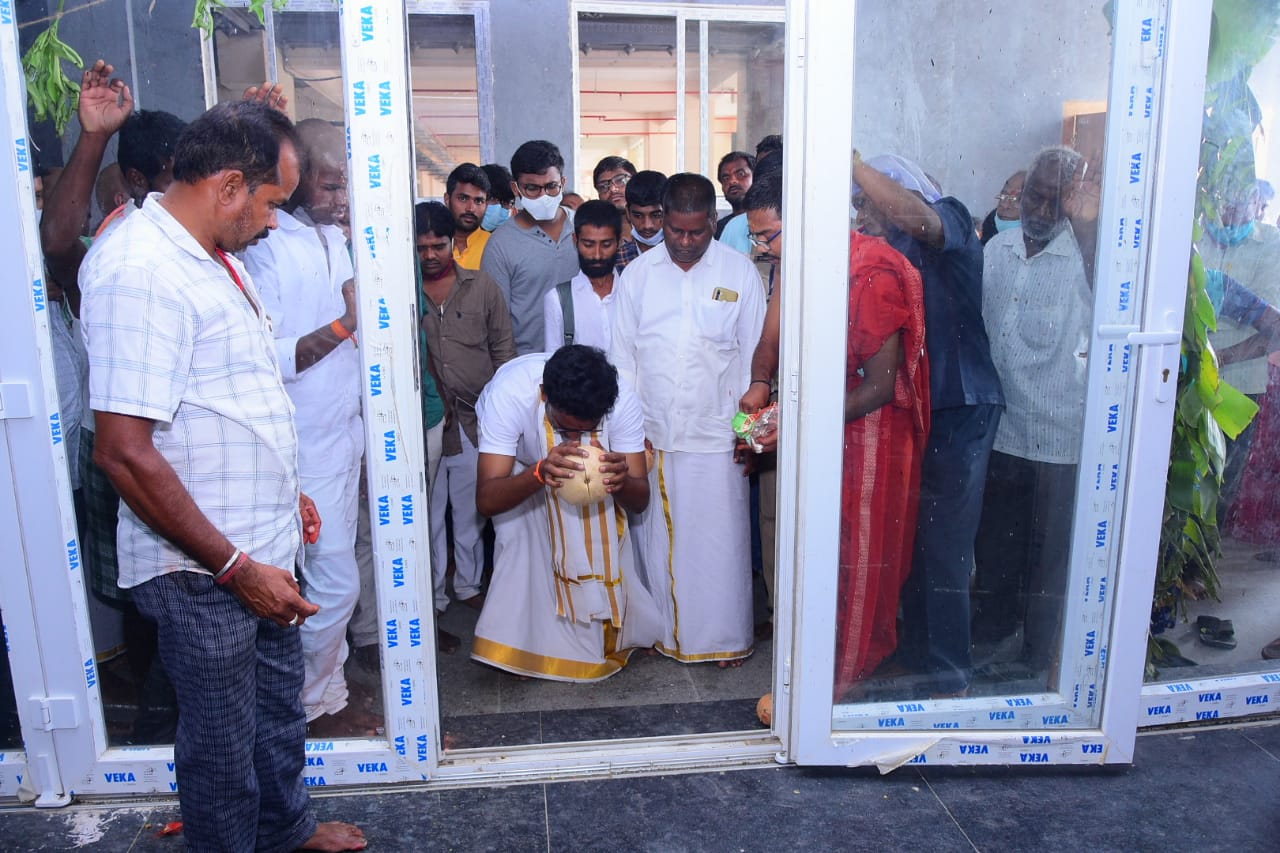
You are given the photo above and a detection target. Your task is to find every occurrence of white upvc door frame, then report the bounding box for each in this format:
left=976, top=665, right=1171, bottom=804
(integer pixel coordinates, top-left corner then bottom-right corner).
left=786, top=0, right=1214, bottom=768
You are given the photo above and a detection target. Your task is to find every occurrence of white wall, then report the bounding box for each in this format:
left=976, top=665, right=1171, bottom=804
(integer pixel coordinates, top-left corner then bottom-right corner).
left=853, top=0, right=1113, bottom=219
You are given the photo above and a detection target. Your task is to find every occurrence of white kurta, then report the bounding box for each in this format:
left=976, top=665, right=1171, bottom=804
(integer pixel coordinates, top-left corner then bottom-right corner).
left=472, top=354, right=663, bottom=681
left=541, top=270, right=618, bottom=352
left=610, top=239, right=764, bottom=662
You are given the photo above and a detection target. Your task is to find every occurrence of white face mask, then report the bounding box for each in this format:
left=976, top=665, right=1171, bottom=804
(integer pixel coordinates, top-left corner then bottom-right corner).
left=519, top=191, right=562, bottom=222
left=632, top=227, right=664, bottom=247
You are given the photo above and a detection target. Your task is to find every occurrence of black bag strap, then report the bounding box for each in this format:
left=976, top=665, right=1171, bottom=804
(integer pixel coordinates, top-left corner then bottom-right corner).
left=556, top=280, right=575, bottom=346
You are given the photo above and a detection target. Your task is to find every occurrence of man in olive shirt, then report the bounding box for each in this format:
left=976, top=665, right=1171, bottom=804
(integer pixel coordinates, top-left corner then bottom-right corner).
left=416, top=202, right=516, bottom=614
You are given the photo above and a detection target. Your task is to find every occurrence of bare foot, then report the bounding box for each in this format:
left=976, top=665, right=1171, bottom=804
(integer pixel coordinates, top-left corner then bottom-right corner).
left=437, top=627, right=461, bottom=654
left=459, top=593, right=487, bottom=611
left=307, top=705, right=385, bottom=739
left=717, top=658, right=747, bottom=669
left=298, top=821, right=366, bottom=851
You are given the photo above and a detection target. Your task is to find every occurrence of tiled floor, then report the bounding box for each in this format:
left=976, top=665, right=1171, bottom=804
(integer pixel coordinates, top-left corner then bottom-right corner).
left=4, top=721, right=1277, bottom=851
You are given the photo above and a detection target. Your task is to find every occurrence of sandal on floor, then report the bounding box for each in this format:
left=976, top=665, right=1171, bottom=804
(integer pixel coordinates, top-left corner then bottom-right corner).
left=1196, top=615, right=1226, bottom=631
left=1199, top=620, right=1238, bottom=650
left=1262, top=637, right=1280, bottom=660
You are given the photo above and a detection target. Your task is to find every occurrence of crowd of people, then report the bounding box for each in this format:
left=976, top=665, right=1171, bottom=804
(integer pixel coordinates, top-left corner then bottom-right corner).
left=27, top=51, right=1280, bottom=851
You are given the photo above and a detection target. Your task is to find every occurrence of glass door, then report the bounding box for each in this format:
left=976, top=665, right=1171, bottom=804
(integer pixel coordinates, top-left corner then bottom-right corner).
left=785, top=0, right=1209, bottom=766
left=0, top=0, right=437, bottom=797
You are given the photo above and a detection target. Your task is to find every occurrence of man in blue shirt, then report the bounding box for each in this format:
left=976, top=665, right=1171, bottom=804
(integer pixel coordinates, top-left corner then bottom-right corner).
left=851, top=152, right=1005, bottom=697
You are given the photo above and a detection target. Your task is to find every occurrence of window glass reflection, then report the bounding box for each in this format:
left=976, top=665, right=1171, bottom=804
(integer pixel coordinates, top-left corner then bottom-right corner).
left=832, top=2, right=1113, bottom=714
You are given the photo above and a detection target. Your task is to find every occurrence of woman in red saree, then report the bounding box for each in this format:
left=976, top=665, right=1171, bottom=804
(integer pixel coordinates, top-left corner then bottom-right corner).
left=834, top=233, right=930, bottom=700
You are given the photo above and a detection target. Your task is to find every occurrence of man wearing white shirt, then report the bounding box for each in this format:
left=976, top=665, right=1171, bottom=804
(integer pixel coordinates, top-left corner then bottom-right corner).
left=610, top=173, right=766, bottom=666
left=974, top=146, right=1093, bottom=672
left=472, top=346, right=662, bottom=680
left=543, top=200, right=623, bottom=352
left=242, top=119, right=375, bottom=738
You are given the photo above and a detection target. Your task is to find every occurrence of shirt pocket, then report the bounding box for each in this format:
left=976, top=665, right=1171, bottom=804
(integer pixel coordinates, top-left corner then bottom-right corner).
left=693, top=294, right=738, bottom=347
left=442, top=308, right=489, bottom=348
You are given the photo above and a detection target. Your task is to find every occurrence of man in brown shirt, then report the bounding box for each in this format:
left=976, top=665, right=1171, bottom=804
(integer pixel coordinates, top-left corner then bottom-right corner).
left=416, top=202, right=516, bottom=614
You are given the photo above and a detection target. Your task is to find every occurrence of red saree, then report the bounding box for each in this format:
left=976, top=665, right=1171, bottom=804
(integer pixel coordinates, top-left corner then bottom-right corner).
left=834, top=233, right=930, bottom=699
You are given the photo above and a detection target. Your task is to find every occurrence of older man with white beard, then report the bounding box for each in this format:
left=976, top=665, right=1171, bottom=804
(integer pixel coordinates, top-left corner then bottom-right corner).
left=972, top=146, right=1092, bottom=673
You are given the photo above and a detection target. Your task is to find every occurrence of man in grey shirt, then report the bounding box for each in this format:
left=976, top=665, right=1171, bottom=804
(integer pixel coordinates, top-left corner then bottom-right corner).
left=481, top=140, right=579, bottom=354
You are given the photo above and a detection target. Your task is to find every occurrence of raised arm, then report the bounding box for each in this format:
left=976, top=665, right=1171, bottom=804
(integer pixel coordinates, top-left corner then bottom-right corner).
left=40, top=60, right=132, bottom=311
left=740, top=291, right=780, bottom=413
left=852, top=153, right=944, bottom=249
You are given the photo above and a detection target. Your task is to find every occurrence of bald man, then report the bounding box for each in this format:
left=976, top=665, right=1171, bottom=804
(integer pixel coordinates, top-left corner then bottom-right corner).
left=241, top=119, right=377, bottom=738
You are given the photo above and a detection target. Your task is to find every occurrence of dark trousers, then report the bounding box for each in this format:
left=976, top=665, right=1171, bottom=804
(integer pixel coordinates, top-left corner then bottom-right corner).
left=898, top=404, right=1001, bottom=693
left=972, top=451, right=1077, bottom=669
left=133, top=572, right=316, bottom=853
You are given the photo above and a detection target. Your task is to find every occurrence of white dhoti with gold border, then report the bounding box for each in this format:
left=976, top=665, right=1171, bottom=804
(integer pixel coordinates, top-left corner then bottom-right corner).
left=640, top=448, right=753, bottom=663
left=472, top=355, right=662, bottom=682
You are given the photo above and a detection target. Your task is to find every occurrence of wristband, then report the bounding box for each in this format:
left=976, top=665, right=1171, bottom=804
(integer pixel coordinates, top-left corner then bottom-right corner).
left=750, top=378, right=772, bottom=387
left=216, top=550, right=250, bottom=586
left=330, top=319, right=353, bottom=341
left=533, top=459, right=548, bottom=485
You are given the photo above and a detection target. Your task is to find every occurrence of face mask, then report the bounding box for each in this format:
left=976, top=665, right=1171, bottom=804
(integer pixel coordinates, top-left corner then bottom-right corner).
left=482, top=203, right=510, bottom=231
left=1205, top=218, right=1255, bottom=248
left=632, top=227, right=664, bottom=247
left=994, top=215, right=1019, bottom=233
left=35, top=208, right=43, bottom=226
left=519, top=192, right=562, bottom=222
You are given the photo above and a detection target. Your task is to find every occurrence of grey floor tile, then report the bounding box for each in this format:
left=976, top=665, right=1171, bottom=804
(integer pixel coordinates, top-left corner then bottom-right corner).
left=309, top=785, right=548, bottom=853
left=0, top=804, right=153, bottom=851
left=920, top=728, right=1280, bottom=852
left=443, top=709, right=544, bottom=750
left=546, top=767, right=971, bottom=853
left=538, top=697, right=762, bottom=744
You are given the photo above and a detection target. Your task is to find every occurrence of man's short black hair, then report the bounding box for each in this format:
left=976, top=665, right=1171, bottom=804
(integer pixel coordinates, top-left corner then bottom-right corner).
left=482, top=163, right=514, bottom=204
left=593, top=155, right=636, bottom=186
left=717, top=151, right=755, bottom=176
left=415, top=200, right=456, bottom=239
left=573, top=199, right=623, bottom=239
left=510, top=140, right=564, bottom=180
left=543, top=345, right=619, bottom=422
left=755, top=134, right=783, bottom=162
left=119, top=109, right=187, bottom=182
left=172, top=102, right=296, bottom=189
left=661, top=173, right=716, bottom=217
left=625, top=170, right=667, bottom=208
left=742, top=169, right=781, bottom=216
left=447, top=162, right=491, bottom=196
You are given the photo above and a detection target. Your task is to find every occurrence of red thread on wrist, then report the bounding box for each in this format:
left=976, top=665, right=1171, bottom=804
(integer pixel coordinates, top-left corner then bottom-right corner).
left=330, top=319, right=352, bottom=341
left=216, top=551, right=250, bottom=586
left=533, top=459, right=548, bottom=485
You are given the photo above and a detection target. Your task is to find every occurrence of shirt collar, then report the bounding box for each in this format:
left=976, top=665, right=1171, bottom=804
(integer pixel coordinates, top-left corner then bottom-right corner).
left=138, top=194, right=221, bottom=263
left=1012, top=222, right=1079, bottom=261
left=660, top=235, right=719, bottom=271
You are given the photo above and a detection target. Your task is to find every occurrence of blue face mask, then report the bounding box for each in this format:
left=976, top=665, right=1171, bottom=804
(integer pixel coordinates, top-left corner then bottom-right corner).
left=1205, top=218, right=1255, bottom=247
left=994, top=214, right=1019, bottom=233
left=481, top=203, right=510, bottom=232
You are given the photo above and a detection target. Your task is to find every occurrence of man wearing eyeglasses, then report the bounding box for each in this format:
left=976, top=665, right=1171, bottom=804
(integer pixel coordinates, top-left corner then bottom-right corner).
left=482, top=140, right=581, bottom=355
left=593, top=155, right=637, bottom=270
left=611, top=173, right=766, bottom=668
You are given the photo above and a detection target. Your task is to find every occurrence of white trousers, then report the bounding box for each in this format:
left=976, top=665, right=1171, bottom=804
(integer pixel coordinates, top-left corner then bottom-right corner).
left=298, top=416, right=364, bottom=721
left=350, top=420, right=443, bottom=647
left=430, top=429, right=485, bottom=611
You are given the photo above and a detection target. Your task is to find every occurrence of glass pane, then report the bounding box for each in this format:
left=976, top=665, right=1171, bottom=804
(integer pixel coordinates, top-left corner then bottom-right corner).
left=408, top=14, right=481, bottom=199
left=684, top=20, right=702, bottom=174
left=707, top=20, right=784, bottom=213
left=1147, top=4, right=1280, bottom=689
left=576, top=14, right=679, bottom=195
left=826, top=2, right=1115, bottom=728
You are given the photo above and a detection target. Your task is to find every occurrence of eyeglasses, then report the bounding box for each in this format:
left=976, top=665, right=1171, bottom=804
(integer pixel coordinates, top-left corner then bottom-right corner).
left=748, top=229, right=782, bottom=248
left=545, top=404, right=601, bottom=440
left=996, top=193, right=1021, bottom=203
left=595, top=174, right=631, bottom=194
left=519, top=180, right=564, bottom=198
